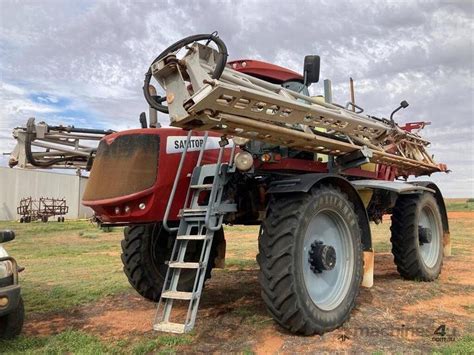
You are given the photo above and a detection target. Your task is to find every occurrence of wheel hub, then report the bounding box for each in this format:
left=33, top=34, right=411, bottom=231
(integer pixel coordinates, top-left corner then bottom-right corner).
left=418, top=226, right=432, bottom=245
left=308, top=241, right=336, bottom=273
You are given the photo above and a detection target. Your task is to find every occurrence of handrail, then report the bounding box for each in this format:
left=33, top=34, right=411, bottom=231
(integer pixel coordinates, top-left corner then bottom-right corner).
left=163, top=130, right=193, bottom=232
left=205, top=143, right=226, bottom=231
left=182, top=132, right=209, bottom=212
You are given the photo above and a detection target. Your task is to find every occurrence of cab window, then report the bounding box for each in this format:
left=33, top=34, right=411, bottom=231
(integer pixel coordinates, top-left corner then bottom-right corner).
left=282, top=81, right=309, bottom=96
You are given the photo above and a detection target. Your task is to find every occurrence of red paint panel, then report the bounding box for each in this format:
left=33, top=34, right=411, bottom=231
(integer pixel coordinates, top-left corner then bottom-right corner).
left=83, top=128, right=232, bottom=224
left=228, top=59, right=303, bottom=83
left=400, top=121, right=430, bottom=132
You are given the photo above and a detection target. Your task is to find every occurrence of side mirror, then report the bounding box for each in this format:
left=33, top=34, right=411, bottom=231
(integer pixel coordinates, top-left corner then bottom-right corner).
left=303, top=55, right=320, bottom=85
left=0, top=230, right=15, bottom=243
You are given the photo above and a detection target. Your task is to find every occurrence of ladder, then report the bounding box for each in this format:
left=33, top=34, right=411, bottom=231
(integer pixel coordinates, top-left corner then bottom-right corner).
left=153, top=131, right=236, bottom=333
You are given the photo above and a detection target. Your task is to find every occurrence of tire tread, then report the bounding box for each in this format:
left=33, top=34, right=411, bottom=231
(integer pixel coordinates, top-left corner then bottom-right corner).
left=257, top=185, right=363, bottom=335
left=390, top=194, right=443, bottom=281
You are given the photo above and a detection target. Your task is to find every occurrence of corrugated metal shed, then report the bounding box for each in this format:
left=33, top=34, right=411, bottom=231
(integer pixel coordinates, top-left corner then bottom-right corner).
left=0, top=167, right=93, bottom=220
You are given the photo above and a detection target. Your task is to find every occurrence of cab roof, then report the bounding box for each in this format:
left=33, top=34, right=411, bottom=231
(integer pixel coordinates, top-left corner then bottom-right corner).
left=228, top=59, right=304, bottom=84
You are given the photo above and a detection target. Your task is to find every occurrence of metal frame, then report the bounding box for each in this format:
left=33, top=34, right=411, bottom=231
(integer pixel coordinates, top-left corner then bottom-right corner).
left=17, top=197, right=68, bottom=222
left=9, top=118, right=112, bottom=170
left=152, top=42, right=445, bottom=177
left=350, top=180, right=435, bottom=194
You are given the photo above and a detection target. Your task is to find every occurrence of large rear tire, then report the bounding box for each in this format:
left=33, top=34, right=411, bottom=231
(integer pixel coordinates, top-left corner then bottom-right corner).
left=258, top=185, right=363, bottom=335
left=391, top=193, right=443, bottom=281
left=121, top=223, right=222, bottom=302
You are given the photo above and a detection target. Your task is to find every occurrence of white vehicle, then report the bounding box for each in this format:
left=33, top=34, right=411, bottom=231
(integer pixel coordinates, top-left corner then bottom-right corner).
left=0, top=231, right=24, bottom=339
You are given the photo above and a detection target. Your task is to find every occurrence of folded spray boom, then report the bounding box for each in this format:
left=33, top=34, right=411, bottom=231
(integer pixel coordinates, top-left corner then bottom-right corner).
left=147, top=37, right=446, bottom=177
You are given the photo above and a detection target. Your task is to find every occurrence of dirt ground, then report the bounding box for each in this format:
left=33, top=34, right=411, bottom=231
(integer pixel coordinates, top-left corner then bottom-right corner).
left=383, top=211, right=474, bottom=220
left=22, top=254, right=473, bottom=353
left=445, top=211, right=474, bottom=219
left=20, top=212, right=474, bottom=353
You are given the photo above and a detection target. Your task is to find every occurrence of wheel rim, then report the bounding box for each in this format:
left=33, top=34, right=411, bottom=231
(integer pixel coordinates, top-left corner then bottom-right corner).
left=418, top=205, right=441, bottom=268
left=302, top=209, right=354, bottom=311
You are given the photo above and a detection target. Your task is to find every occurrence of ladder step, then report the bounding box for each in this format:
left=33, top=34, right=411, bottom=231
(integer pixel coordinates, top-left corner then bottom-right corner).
left=190, top=184, right=213, bottom=190
left=153, top=322, right=187, bottom=334
left=168, top=261, right=202, bottom=269
left=161, top=290, right=194, bottom=300
left=176, top=234, right=207, bottom=240
left=181, top=208, right=207, bottom=215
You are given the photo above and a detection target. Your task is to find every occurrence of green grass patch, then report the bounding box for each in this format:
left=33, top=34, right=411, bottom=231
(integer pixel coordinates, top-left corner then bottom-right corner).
left=156, top=334, right=193, bottom=347
left=0, top=220, right=130, bottom=313
left=78, top=231, right=101, bottom=239
left=232, top=306, right=272, bottom=327
left=0, top=330, right=114, bottom=354
left=369, top=222, right=391, bottom=253
left=461, top=304, right=474, bottom=313
left=225, top=258, right=257, bottom=270
left=445, top=199, right=474, bottom=212
left=370, top=218, right=474, bottom=257
left=433, top=335, right=474, bottom=354
left=0, top=331, right=194, bottom=354
left=451, top=246, right=471, bottom=256
left=232, top=306, right=255, bottom=317
left=446, top=219, right=473, bottom=257
left=131, top=334, right=193, bottom=354
left=223, top=225, right=259, bottom=234
left=0, top=219, right=98, bottom=237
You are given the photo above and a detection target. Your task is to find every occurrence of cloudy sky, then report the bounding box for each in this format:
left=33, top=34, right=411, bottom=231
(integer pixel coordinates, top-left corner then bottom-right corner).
left=0, top=0, right=472, bottom=197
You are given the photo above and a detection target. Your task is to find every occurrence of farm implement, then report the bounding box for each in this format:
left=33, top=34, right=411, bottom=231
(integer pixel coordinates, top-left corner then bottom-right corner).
left=17, top=197, right=68, bottom=223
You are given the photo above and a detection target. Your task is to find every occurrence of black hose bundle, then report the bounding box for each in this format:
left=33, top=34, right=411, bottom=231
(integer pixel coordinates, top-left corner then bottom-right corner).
left=143, top=33, right=228, bottom=114
left=24, top=117, right=92, bottom=168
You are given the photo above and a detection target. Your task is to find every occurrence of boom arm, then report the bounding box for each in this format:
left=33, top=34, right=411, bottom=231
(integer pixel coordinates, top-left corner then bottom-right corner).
left=149, top=40, right=446, bottom=177
left=9, top=117, right=113, bottom=170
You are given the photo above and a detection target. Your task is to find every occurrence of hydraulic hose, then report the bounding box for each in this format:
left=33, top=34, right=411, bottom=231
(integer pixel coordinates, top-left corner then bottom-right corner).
left=25, top=135, right=88, bottom=167
left=143, top=33, right=228, bottom=114
left=24, top=118, right=89, bottom=168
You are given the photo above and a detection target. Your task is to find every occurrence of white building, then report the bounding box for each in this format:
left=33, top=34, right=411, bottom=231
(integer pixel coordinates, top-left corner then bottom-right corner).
left=0, top=167, right=93, bottom=220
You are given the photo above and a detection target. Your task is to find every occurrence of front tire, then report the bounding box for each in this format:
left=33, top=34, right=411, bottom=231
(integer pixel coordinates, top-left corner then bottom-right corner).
left=258, top=185, right=363, bottom=335
left=121, top=223, right=222, bottom=302
left=391, top=193, right=443, bottom=281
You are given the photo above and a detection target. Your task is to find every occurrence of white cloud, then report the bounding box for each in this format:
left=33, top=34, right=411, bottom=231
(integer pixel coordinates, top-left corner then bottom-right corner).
left=0, top=0, right=472, bottom=197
